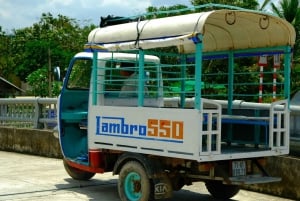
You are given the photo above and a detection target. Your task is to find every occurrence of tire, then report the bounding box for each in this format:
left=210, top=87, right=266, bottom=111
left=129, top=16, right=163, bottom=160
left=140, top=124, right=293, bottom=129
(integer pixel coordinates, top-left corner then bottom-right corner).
left=205, top=180, right=240, bottom=199
left=63, top=159, right=95, bottom=180
left=171, top=176, right=185, bottom=191
left=118, top=161, right=151, bottom=201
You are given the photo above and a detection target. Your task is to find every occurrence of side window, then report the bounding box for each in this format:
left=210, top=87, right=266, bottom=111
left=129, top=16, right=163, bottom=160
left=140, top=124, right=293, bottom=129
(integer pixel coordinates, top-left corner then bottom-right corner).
left=103, top=60, right=161, bottom=98
left=104, top=61, right=125, bottom=93
left=67, top=59, right=92, bottom=89
left=144, top=63, right=161, bottom=98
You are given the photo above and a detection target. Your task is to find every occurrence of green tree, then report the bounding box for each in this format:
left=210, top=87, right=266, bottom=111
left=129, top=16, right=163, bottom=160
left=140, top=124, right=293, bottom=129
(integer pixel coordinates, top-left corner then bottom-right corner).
left=271, top=0, right=299, bottom=22
left=0, top=27, right=6, bottom=76
left=26, top=67, right=48, bottom=97
left=146, top=4, right=189, bottom=19
left=190, top=0, right=259, bottom=10
left=26, top=66, right=63, bottom=97
left=11, top=13, right=96, bottom=97
left=0, top=27, right=14, bottom=79
left=271, top=0, right=300, bottom=55
left=270, top=0, right=300, bottom=94
left=13, top=13, right=88, bottom=81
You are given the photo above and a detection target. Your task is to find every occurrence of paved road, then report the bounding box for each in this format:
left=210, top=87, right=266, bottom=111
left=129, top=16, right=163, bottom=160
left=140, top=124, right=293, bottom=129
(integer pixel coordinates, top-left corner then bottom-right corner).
left=0, top=151, right=294, bottom=201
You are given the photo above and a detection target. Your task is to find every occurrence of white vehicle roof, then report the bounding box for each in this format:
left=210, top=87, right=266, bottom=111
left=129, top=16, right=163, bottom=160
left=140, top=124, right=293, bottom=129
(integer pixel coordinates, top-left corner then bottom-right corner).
left=74, top=52, right=160, bottom=63
left=88, top=9, right=295, bottom=53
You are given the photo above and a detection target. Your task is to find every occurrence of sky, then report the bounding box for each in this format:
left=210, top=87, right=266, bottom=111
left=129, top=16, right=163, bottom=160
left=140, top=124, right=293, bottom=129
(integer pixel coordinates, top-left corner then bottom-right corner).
left=0, top=0, right=277, bottom=33
left=0, top=0, right=192, bottom=32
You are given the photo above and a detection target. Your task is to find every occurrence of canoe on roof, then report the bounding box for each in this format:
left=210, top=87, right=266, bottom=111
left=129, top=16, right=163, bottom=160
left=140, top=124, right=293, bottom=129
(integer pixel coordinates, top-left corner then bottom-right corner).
left=88, top=9, right=296, bottom=53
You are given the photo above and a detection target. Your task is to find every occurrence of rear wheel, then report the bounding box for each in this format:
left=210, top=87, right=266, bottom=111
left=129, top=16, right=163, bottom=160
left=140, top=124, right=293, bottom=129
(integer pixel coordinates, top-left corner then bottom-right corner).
left=205, top=180, right=240, bottom=199
left=118, top=161, right=151, bottom=201
left=171, top=176, right=185, bottom=191
left=63, top=159, right=95, bottom=180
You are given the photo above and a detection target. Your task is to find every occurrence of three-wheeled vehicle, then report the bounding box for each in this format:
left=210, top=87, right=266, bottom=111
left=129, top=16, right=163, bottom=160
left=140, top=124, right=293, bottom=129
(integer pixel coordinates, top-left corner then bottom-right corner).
left=57, top=5, right=295, bottom=201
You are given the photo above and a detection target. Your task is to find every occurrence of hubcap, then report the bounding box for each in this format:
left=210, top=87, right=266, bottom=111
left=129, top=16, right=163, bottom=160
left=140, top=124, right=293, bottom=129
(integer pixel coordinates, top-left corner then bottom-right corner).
left=124, top=172, right=142, bottom=200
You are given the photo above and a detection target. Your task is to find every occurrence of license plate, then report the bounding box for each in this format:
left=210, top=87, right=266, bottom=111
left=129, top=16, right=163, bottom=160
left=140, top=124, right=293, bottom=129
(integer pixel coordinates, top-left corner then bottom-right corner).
left=232, top=161, right=246, bottom=177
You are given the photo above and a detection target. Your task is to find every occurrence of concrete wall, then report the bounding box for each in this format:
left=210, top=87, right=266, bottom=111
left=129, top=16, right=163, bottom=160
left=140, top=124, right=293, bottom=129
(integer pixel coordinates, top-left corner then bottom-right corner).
left=245, top=156, right=300, bottom=200
left=0, top=127, right=62, bottom=158
left=0, top=127, right=299, bottom=200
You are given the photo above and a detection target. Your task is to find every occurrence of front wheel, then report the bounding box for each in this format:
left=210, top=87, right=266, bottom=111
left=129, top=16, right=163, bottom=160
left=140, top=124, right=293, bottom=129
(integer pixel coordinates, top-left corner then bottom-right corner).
left=63, top=159, right=95, bottom=180
left=205, top=180, right=240, bottom=199
left=118, top=161, right=152, bottom=201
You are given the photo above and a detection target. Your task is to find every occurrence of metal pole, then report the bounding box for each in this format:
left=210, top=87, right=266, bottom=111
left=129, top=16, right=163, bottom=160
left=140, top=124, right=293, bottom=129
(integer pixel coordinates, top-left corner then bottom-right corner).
left=48, top=48, right=52, bottom=97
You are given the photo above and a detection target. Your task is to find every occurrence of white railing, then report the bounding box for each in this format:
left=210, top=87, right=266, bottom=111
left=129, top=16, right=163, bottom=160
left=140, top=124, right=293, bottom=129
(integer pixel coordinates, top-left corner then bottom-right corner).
left=0, top=97, right=300, bottom=140
left=200, top=99, right=222, bottom=155
left=269, top=100, right=289, bottom=150
left=0, top=97, right=57, bottom=129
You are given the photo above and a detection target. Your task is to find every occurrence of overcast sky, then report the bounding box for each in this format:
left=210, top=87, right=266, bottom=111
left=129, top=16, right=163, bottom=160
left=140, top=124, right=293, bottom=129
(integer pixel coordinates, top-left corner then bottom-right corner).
left=0, top=0, right=192, bottom=32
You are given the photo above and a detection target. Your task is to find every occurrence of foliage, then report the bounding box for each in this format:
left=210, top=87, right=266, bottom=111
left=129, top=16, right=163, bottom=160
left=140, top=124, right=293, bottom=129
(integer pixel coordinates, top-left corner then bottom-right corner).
left=0, top=27, right=14, bottom=79
left=190, top=0, right=259, bottom=10
left=271, top=0, right=299, bottom=22
left=67, top=59, right=92, bottom=89
left=1, top=13, right=96, bottom=97
left=146, top=4, right=190, bottom=19
left=0, top=0, right=299, bottom=98
left=12, top=13, right=95, bottom=81
left=270, top=0, right=300, bottom=92
left=273, top=0, right=300, bottom=58
left=26, top=67, right=62, bottom=97
left=26, top=67, right=48, bottom=97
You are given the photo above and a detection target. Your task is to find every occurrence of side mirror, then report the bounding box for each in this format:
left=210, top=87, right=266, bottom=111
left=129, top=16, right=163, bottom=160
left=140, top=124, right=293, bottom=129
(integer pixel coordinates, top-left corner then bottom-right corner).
left=53, top=66, right=61, bottom=81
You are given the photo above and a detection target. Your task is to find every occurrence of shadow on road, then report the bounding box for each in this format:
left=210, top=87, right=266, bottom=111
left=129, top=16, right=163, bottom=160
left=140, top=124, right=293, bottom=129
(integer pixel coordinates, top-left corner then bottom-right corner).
left=55, top=177, right=236, bottom=201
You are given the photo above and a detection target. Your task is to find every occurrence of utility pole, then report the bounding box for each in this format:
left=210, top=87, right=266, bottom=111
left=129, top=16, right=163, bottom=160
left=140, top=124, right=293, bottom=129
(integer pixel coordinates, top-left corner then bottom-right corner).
left=48, top=47, right=52, bottom=97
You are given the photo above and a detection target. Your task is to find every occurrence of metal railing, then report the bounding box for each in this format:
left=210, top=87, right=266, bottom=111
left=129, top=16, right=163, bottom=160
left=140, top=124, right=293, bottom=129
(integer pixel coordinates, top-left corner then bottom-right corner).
left=0, top=97, right=300, bottom=140
left=0, top=97, right=57, bottom=129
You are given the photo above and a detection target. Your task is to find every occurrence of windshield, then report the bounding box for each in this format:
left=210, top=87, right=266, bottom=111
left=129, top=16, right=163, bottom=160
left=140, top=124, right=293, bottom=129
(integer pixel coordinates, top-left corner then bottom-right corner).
left=67, top=58, right=92, bottom=90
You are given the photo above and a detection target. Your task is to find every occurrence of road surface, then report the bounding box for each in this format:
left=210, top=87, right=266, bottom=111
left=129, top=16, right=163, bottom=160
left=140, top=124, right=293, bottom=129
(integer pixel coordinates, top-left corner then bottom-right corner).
left=0, top=151, right=294, bottom=201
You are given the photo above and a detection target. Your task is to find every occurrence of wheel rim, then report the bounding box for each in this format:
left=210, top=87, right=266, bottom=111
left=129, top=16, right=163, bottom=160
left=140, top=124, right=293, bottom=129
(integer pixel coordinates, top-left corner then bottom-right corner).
left=124, top=172, right=142, bottom=201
